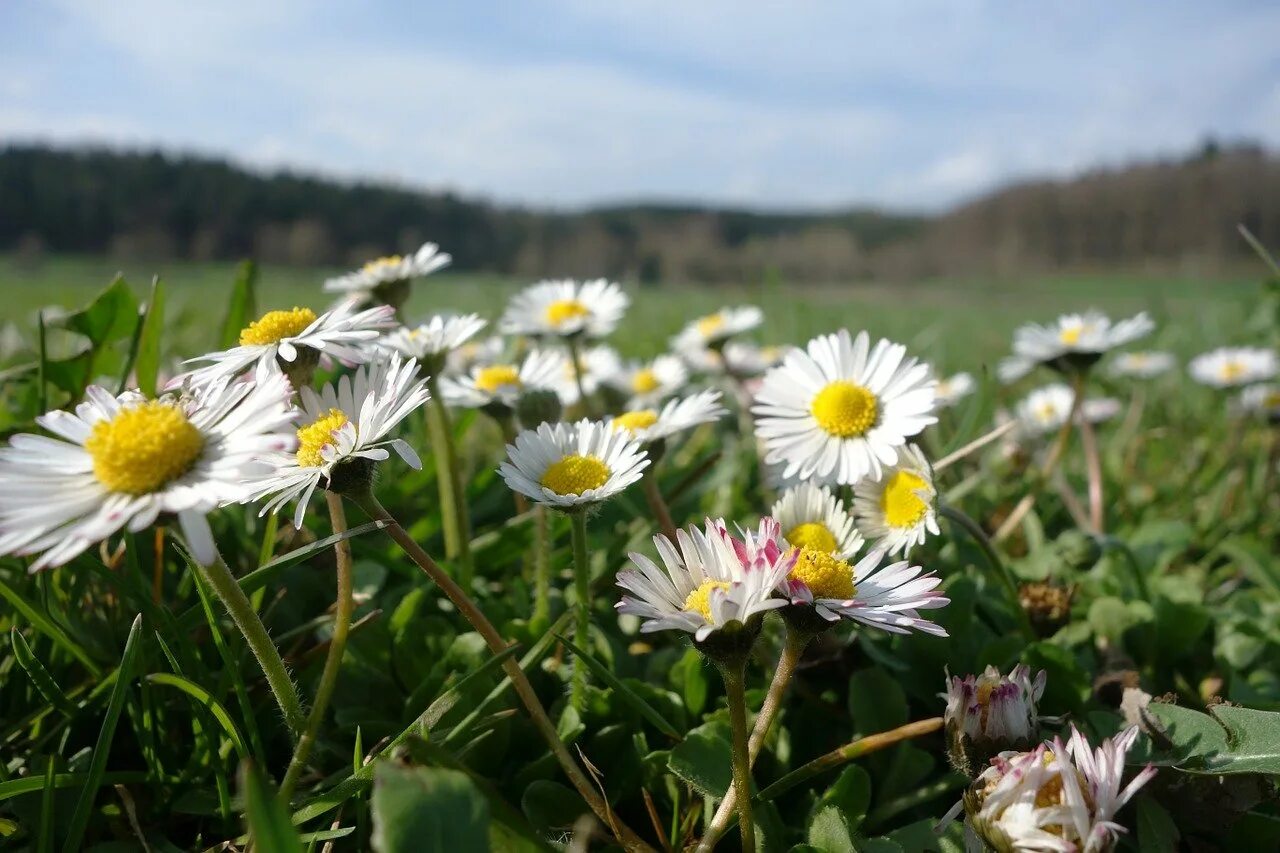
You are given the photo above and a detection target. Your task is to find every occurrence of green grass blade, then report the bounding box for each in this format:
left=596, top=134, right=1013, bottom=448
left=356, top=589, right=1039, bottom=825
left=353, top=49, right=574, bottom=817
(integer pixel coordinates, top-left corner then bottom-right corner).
left=219, top=260, right=258, bottom=350
left=242, top=761, right=305, bottom=853
left=133, top=276, right=167, bottom=397
left=144, top=673, right=250, bottom=761
left=38, top=759, right=56, bottom=853
left=62, top=613, right=144, bottom=853
left=10, top=628, right=77, bottom=717
left=418, top=643, right=522, bottom=732
left=0, top=574, right=99, bottom=674
left=555, top=632, right=682, bottom=740
left=0, top=772, right=148, bottom=803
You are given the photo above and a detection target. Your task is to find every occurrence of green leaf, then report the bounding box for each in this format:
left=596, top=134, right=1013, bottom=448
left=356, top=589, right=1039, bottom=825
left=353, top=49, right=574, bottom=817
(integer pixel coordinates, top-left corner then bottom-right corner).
left=418, top=643, right=522, bottom=731
left=144, top=673, right=250, bottom=760
left=1204, top=705, right=1280, bottom=774
left=371, top=763, right=490, bottom=853
left=219, top=260, right=258, bottom=350
left=848, top=668, right=907, bottom=737
left=556, top=632, right=681, bottom=740
left=133, top=277, right=166, bottom=397
left=807, top=805, right=855, bottom=852
left=520, top=780, right=584, bottom=831
left=10, top=628, right=77, bottom=717
left=818, top=765, right=871, bottom=832
left=667, top=721, right=732, bottom=798
left=0, top=572, right=100, bottom=673
left=62, top=613, right=143, bottom=853
left=1136, top=797, right=1179, bottom=853
left=1143, top=702, right=1229, bottom=769
left=58, top=276, right=139, bottom=348
left=242, top=761, right=304, bottom=853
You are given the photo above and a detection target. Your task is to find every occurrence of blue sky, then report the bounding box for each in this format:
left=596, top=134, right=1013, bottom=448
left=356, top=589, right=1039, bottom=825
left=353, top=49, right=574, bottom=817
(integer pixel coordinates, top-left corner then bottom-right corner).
left=2, top=1, right=1278, bottom=211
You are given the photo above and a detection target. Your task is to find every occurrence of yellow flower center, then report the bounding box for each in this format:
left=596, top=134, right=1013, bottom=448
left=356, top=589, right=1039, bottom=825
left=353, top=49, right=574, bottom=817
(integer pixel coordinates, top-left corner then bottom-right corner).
left=545, top=299, right=591, bottom=327
left=789, top=546, right=856, bottom=600
left=362, top=255, right=403, bottom=273
left=696, top=313, right=725, bottom=337
left=540, top=454, right=611, bottom=495
left=1035, top=402, right=1060, bottom=423
left=881, top=470, right=930, bottom=528
left=1220, top=361, right=1246, bottom=382
left=612, top=410, right=659, bottom=434
left=296, top=409, right=350, bottom=468
left=631, top=368, right=660, bottom=394
left=85, top=401, right=205, bottom=495
left=1058, top=326, right=1083, bottom=345
left=239, top=307, right=317, bottom=346
left=474, top=364, right=522, bottom=393
left=683, top=579, right=732, bottom=621
left=811, top=381, right=878, bottom=437
left=785, top=522, right=838, bottom=553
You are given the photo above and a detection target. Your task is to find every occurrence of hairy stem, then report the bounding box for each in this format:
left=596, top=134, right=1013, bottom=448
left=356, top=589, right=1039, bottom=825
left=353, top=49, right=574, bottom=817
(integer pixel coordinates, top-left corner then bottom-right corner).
left=425, top=375, right=473, bottom=586
left=569, top=511, right=592, bottom=712
left=532, top=505, right=552, bottom=629
left=717, top=661, right=756, bottom=853
left=281, top=492, right=355, bottom=798
left=1077, top=409, right=1105, bottom=533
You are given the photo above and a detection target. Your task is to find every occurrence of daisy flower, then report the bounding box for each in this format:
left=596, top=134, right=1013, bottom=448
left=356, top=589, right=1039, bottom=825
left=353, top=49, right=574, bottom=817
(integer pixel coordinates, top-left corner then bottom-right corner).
left=944, top=665, right=1046, bottom=775
left=672, top=306, right=762, bottom=352
left=999, top=310, right=1154, bottom=382
left=322, top=242, right=452, bottom=297
left=608, top=390, right=727, bottom=444
left=171, top=303, right=396, bottom=389
left=1015, top=384, right=1119, bottom=437
left=1240, top=383, right=1280, bottom=420
left=853, top=443, right=940, bottom=556
left=440, top=348, right=566, bottom=410
left=608, top=355, right=688, bottom=408
left=499, top=419, right=649, bottom=509
left=500, top=279, right=628, bottom=339
left=933, top=372, right=976, bottom=408
left=752, top=329, right=936, bottom=484
left=615, top=517, right=792, bottom=642
left=1108, top=350, right=1175, bottom=380
left=557, top=344, right=623, bottom=406
left=379, top=314, right=486, bottom=367
left=770, top=482, right=863, bottom=559
left=1188, top=346, right=1278, bottom=388
left=445, top=335, right=506, bottom=376
left=243, top=355, right=430, bottom=527
left=0, top=370, right=296, bottom=570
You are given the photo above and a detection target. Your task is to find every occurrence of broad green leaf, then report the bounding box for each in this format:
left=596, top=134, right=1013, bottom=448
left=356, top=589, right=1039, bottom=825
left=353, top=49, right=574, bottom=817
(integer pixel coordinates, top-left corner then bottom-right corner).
left=219, top=260, right=258, bottom=349
left=133, top=277, right=166, bottom=396
left=57, top=276, right=138, bottom=348
left=817, top=765, right=871, bottom=832
left=807, top=805, right=855, bottom=853
left=849, top=668, right=907, bottom=737
left=371, top=763, right=489, bottom=853
left=1136, top=797, right=1179, bottom=853
left=667, top=721, right=732, bottom=798
left=242, top=761, right=305, bottom=853
left=1204, top=705, right=1280, bottom=774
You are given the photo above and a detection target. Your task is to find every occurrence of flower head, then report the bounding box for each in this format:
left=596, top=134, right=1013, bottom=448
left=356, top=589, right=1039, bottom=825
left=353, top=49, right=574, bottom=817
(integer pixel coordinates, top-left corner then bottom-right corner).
left=608, top=355, right=688, bottom=408
left=172, top=303, right=396, bottom=389
left=616, top=518, right=791, bottom=642
left=1189, top=346, right=1277, bottom=389
left=1240, top=382, right=1280, bottom=421
left=1107, top=350, right=1175, bottom=380
left=944, top=665, right=1046, bottom=776
left=753, top=329, right=936, bottom=484
left=0, top=370, right=296, bottom=569
left=499, top=419, right=649, bottom=508
left=323, top=242, right=451, bottom=296
left=440, top=348, right=566, bottom=410
left=672, top=306, right=762, bottom=352
left=608, top=390, right=726, bottom=445
left=500, top=279, right=628, bottom=339
left=999, top=311, right=1154, bottom=382
left=770, top=482, right=863, bottom=559
left=243, top=355, right=430, bottom=526
left=1015, top=384, right=1120, bottom=437
left=934, top=372, right=976, bottom=408
left=853, top=443, right=939, bottom=556
left=379, top=314, right=486, bottom=365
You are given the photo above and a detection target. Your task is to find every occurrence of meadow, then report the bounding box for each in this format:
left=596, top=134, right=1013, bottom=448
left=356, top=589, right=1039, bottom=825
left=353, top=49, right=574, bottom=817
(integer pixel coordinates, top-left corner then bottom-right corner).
left=0, top=249, right=1277, bottom=853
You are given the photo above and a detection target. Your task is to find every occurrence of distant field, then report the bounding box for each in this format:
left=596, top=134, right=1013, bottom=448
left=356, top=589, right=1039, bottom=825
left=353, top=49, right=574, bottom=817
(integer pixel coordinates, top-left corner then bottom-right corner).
left=0, top=253, right=1262, bottom=369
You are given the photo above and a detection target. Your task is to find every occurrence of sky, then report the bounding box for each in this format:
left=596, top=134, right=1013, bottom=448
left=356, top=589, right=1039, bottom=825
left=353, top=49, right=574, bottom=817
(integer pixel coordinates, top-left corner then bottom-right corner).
left=2, top=1, right=1278, bottom=212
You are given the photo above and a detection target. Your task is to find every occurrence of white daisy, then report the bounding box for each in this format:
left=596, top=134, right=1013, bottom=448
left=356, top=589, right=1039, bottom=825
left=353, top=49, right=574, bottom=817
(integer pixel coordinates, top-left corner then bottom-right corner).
left=1240, top=383, right=1280, bottom=419
left=933, top=372, right=976, bottom=408
left=171, top=303, right=397, bottom=389
left=608, top=355, right=688, bottom=408
left=944, top=665, right=1046, bottom=774
left=615, top=517, right=792, bottom=641
left=440, top=348, right=566, bottom=410
left=322, top=242, right=452, bottom=295
left=1108, top=350, right=1175, bottom=380
left=1016, top=384, right=1120, bottom=437
left=853, top=443, right=940, bottom=556
left=445, top=335, right=507, bottom=376
left=999, top=311, right=1154, bottom=382
left=500, top=279, right=628, bottom=339
left=671, top=306, right=763, bottom=352
left=1188, top=346, right=1278, bottom=388
left=770, top=482, right=863, bottom=559
left=752, top=329, right=936, bottom=484
left=243, top=355, right=430, bottom=527
left=499, top=419, right=649, bottom=509
left=379, top=314, right=486, bottom=364
left=608, top=390, right=727, bottom=444
left=557, top=344, right=623, bottom=406
left=0, top=370, right=296, bottom=570
left=678, top=341, right=791, bottom=378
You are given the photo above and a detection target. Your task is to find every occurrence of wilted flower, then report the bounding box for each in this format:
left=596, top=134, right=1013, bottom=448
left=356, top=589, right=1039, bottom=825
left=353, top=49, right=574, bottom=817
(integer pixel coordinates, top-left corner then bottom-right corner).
left=999, top=310, right=1154, bottom=382
left=944, top=665, right=1046, bottom=777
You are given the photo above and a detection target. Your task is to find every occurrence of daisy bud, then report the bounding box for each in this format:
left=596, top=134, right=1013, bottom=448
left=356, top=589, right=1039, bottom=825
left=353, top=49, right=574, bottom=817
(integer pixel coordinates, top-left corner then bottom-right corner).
left=1019, top=581, right=1074, bottom=637
left=944, top=665, right=1046, bottom=777
left=515, top=388, right=563, bottom=429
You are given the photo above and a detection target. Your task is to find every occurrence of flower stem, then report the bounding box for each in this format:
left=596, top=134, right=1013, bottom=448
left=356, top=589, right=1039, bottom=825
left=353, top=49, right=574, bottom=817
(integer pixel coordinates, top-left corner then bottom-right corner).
left=717, top=660, right=756, bottom=852
left=350, top=493, right=657, bottom=853
left=569, top=511, right=592, bottom=711
left=194, top=554, right=305, bottom=736
left=565, top=336, right=594, bottom=418
left=641, top=470, right=679, bottom=542
left=280, top=492, right=355, bottom=799
left=1077, top=409, right=1105, bottom=534
left=699, top=628, right=811, bottom=852
left=425, top=375, right=473, bottom=587
left=532, top=505, right=552, bottom=630
left=939, top=503, right=1035, bottom=641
